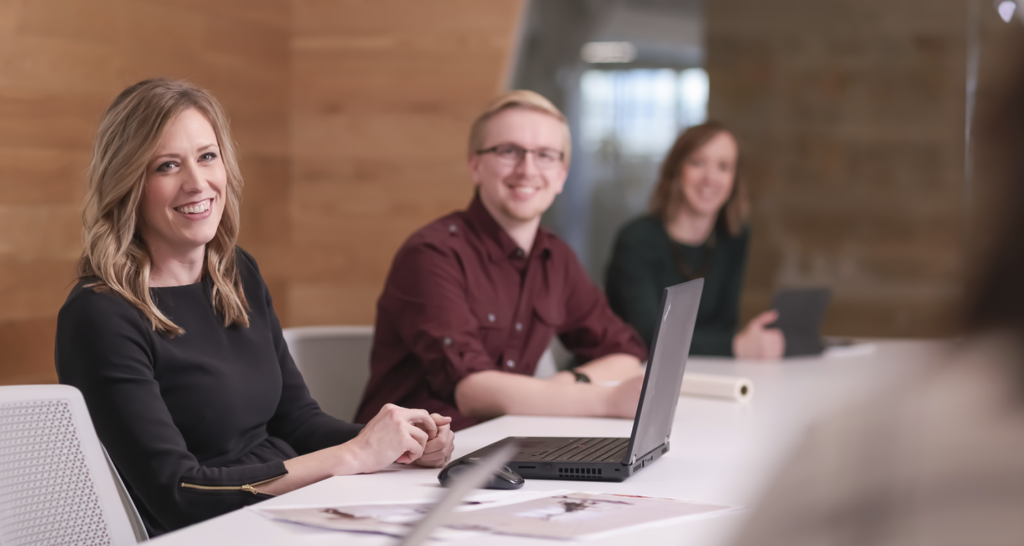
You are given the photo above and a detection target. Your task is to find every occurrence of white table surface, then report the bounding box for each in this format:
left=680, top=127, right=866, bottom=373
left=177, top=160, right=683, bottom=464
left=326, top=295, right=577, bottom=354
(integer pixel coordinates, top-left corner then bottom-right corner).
left=150, top=340, right=940, bottom=546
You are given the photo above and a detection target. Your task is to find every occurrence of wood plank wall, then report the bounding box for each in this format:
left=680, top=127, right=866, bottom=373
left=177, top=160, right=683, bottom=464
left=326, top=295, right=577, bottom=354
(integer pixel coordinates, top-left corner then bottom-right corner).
left=0, top=0, right=524, bottom=385
left=0, top=0, right=289, bottom=385
left=706, top=0, right=968, bottom=337
left=281, top=0, right=525, bottom=326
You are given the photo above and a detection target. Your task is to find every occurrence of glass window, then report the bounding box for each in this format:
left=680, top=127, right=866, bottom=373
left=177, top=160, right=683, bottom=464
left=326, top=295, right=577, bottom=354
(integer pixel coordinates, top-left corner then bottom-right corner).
left=580, top=67, right=709, bottom=159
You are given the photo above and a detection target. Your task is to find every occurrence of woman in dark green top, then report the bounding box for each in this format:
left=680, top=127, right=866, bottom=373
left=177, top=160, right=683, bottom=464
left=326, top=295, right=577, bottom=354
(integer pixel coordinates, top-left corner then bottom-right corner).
left=606, top=122, right=784, bottom=358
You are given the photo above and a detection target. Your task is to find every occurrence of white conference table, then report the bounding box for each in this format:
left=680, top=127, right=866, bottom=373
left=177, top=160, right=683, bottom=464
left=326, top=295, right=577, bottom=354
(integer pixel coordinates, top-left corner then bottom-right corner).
left=150, top=340, right=939, bottom=546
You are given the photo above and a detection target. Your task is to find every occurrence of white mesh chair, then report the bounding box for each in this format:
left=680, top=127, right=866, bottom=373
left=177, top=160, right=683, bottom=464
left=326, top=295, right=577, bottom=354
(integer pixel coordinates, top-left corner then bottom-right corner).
left=102, top=447, right=148, bottom=542
left=0, top=384, right=140, bottom=545
left=283, top=325, right=374, bottom=422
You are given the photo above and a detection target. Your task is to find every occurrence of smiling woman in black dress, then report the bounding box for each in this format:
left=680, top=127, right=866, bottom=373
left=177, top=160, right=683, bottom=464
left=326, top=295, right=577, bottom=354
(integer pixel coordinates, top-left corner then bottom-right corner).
left=55, top=79, right=455, bottom=536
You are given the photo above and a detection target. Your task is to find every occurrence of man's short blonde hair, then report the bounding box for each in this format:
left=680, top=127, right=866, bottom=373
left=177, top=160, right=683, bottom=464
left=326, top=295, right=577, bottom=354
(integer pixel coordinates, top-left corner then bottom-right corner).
left=468, top=90, right=572, bottom=166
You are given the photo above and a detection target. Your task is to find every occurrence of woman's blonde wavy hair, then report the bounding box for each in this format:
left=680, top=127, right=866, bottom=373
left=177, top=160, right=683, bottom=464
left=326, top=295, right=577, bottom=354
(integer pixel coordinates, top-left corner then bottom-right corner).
left=79, top=78, right=249, bottom=336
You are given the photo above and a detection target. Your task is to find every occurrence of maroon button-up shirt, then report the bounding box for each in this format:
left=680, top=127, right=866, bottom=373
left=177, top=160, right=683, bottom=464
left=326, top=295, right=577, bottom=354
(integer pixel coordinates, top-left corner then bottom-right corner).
left=356, top=195, right=648, bottom=431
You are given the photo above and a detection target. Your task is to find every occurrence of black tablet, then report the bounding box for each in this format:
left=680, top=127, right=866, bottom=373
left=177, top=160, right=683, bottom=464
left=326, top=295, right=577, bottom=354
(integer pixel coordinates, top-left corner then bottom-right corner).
left=769, top=288, right=832, bottom=356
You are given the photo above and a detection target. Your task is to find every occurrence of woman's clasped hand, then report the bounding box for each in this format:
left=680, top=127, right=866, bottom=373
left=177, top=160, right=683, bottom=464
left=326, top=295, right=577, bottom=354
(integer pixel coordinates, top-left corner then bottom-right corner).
left=348, top=404, right=455, bottom=470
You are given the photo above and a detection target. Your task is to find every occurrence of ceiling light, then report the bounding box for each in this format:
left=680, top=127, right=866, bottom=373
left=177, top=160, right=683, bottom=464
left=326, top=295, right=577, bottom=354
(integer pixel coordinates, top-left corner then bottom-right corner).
left=997, top=0, right=1016, bottom=22
left=580, top=42, right=637, bottom=64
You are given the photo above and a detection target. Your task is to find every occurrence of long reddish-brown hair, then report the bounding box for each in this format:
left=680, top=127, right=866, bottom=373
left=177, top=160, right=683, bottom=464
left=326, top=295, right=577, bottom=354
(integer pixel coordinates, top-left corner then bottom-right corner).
left=648, top=121, right=749, bottom=236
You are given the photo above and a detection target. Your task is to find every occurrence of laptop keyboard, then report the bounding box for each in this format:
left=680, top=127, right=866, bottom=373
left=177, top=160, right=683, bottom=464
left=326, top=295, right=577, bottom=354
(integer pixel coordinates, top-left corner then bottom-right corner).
left=528, top=438, right=629, bottom=463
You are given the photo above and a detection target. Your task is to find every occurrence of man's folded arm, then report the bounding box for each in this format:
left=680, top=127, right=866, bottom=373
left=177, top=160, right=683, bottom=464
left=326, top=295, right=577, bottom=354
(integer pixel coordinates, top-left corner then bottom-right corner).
left=454, top=371, right=624, bottom=419
left=383, top=243, right=496, bottom=402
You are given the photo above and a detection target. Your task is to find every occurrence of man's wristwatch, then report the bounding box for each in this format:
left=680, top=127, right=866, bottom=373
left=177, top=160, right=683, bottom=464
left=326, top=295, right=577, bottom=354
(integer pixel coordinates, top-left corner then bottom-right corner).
left=570, top=370, right=591, bottom=383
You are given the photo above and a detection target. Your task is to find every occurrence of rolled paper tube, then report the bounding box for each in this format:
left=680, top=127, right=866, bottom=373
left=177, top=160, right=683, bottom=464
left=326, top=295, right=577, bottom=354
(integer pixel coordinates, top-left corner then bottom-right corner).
left=680, top=373, right=753, bottom=402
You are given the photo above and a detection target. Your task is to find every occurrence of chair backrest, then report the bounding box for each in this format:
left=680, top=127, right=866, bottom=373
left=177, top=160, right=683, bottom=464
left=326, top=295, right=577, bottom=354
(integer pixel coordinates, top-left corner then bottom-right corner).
left=283, top=325, right=374, bottom=422
left=0, top=384, right=138, bottom=545
left=533, top=336, right=575, bottom=379
left=102, top=447, right=148, bottom=542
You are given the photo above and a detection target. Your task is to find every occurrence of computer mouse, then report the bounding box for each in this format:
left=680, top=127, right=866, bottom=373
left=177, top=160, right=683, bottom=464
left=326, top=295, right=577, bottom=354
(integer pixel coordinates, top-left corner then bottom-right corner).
left=437, top=457, right=525, bottom=490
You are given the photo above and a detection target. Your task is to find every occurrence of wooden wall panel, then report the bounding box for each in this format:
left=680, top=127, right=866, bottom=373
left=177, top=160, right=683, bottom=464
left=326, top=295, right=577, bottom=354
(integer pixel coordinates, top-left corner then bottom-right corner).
left=706, top=0, right=968, bottom=337
left=286, top=0, right=525, bottom=326
left=0, top=0, right=525, bottom=385
left=0, top=0, right=290, bottom=385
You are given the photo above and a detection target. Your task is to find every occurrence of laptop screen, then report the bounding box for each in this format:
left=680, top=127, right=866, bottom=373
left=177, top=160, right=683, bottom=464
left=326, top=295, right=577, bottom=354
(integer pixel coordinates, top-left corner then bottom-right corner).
left=625, top=279, right=703, bottom=465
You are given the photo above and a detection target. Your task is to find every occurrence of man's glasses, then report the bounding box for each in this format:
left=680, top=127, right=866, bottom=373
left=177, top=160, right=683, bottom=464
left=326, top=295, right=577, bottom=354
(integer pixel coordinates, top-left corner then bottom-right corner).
left=475, top=143, right=565, bottom=169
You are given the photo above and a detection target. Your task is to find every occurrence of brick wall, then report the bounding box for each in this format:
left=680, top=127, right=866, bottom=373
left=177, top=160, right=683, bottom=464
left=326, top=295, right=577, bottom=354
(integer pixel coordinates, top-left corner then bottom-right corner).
left=706, top=0, right=969, bottom=336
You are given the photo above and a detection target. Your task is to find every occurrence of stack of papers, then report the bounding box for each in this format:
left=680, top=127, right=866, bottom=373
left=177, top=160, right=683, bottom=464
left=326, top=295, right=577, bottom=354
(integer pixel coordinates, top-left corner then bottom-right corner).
left=251, top=490, right=736, bottom=541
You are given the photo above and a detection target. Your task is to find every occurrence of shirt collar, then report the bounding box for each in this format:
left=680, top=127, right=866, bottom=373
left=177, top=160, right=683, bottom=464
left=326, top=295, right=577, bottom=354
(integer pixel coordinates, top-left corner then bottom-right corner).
left=465, top=193, right=551, bottom=263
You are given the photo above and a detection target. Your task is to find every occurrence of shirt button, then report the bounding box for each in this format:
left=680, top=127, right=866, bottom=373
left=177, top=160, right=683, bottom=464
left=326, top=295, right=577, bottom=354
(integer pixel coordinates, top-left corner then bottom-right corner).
left=515, top=322, right=522, bottom=332
left=506, top=360, right=515, bottom=369
left=514, top=248, right=525, bottom=258
left=487, top=313, right=496, bottom=323
left=443, top=337, right=452, bottom=346
left=449, top=224, right=458, bottom=234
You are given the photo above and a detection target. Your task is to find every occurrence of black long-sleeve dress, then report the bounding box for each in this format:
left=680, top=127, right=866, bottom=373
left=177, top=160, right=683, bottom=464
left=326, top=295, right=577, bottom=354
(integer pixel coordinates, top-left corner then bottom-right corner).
left=605, top=215, right=750, bottom=356
left=55, top=248, right=362, bottom=536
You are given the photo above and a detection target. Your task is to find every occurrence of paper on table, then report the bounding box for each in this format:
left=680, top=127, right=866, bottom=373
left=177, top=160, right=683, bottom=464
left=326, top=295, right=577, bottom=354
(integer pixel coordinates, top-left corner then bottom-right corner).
left=249, top=490, right=562, bottom=539
left=824, top=342, right=877, bottom=358
left=680, top=373, right=753, bottom=402
left=251, top=491, right=735, bottom=541
left=252, top=502, right=427, bottom=538
left=447, top=492, right=734, bottom=540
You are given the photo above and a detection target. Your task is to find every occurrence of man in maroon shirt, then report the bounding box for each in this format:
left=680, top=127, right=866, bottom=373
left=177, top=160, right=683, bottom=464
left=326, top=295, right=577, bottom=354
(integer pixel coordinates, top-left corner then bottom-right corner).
left=356, top=91, right=649, bottom=431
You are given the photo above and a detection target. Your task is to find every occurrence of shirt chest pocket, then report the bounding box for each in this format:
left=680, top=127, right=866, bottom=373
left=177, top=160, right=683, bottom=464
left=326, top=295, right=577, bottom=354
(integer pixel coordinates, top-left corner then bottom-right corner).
left=475, top=307, right=511, bottom=356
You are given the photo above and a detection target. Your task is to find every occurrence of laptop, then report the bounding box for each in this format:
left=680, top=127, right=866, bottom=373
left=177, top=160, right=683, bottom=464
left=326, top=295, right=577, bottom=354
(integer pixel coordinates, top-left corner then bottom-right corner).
left=768, top=288, right=832, bottom=356
left=453, top=278, right=703, bottom=482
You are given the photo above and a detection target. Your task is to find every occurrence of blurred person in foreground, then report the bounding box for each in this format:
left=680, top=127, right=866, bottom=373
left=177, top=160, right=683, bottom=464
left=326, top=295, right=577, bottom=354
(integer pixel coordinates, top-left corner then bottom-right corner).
left=56, top=79, right=454, bottom=536
left=605, top=123, right=783, bottom=359
left=727, top=59, right=1024, bottom=544
left=357, top=90, right=648, bottom=431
